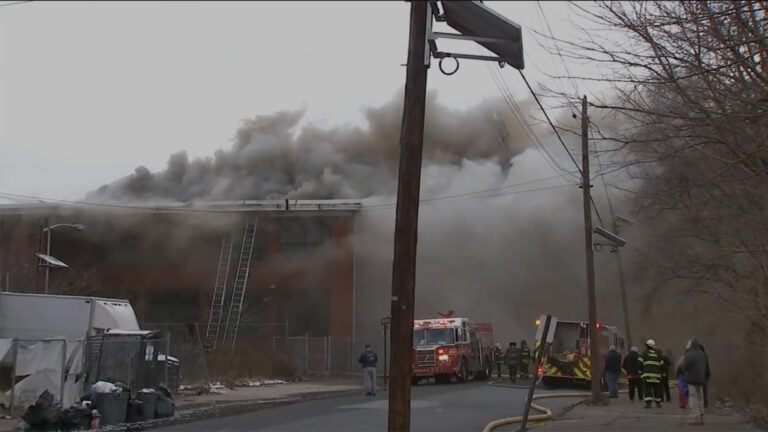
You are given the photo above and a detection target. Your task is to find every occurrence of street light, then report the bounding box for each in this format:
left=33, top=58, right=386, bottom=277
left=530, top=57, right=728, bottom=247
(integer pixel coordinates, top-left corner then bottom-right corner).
left=42, top=223, right=85, bottom=294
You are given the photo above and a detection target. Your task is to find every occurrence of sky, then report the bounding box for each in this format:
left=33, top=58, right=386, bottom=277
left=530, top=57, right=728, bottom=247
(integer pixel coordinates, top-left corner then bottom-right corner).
left=0, top=1, right=609, bottom=203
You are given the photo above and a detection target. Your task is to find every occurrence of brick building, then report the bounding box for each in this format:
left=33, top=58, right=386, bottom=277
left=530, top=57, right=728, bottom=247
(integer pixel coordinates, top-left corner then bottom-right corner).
left=0, top=200, right=361, bottom=348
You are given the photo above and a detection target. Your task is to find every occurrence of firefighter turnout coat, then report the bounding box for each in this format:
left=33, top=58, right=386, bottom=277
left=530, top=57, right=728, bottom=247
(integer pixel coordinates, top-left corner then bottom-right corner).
left=639, top=347, right=664, bottom=383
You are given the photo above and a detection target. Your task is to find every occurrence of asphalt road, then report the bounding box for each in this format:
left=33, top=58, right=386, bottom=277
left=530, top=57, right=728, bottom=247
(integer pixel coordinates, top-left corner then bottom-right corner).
left=160, top=381, right=584, bottom=432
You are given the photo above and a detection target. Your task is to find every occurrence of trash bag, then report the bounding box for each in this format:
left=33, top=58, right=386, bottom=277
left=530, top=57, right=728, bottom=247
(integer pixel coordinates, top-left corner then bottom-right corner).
left=20, top=390, right=62, bottom=430
left=58, top=406, right=90, bottom=430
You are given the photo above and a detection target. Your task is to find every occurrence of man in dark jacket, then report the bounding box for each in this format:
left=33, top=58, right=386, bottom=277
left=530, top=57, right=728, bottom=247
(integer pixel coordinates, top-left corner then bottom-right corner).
left=701, top=344, right=711, bottom=408
left=603, top=345, right=622, bottom=398
left=683, top=338, right=708, bottom=424
left=661, top=350, right=673, bottom=402
left=622, top=346, right=643, bottom=401
left=358, top=344, right=378, bottom=396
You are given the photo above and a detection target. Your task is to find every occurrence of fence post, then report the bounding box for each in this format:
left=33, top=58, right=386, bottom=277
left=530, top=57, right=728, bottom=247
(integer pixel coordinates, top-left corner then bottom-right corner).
left=304, top=333, right=309, bottom=375
left=326, top=336, right=331, bottom=374
left=60, top=339, right=67, bottom=405
left=9, top=338, right=18, bottom=414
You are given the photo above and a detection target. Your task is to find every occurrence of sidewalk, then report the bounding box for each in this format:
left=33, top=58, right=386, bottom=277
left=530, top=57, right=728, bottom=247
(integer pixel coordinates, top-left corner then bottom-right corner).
left=536, top=396, right=762, bottom=431
left=175, top=379, right=363, bottom=411
left=0, top=378, right=366, bottom=432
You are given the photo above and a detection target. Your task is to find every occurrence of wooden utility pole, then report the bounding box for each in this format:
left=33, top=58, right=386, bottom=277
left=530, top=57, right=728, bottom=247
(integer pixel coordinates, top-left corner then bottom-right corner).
left=388, top=2, right=429, bottom=431
left=581, top=95, right=603, bottom=404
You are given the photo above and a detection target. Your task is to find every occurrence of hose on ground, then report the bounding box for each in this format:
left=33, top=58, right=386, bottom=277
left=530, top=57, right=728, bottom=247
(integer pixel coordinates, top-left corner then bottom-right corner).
left=481, top=391, right=590, bottom=432
left=482, top=379, right=679, bottom=432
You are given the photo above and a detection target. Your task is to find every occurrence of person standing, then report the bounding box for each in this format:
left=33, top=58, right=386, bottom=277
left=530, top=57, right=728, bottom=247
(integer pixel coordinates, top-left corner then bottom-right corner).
left=683, top=338, right=708, bottom=424
left=700, top=344, right=711, bottom=408
left=603, top=345, right=622, bottom=398
left=518, top=340, right=531, bottom=379
left=493, top=343, right=504, bottom=378
left=661, top=349, right=673, bottom=402
left=675, top=352, right=689, bottom=409
left=622, top=346, right=644, bottom=401
left=505, top=342, right=520, bottom=383
left=640, top=338, right=664, bottom=409
left=358, top=344, right=378, bottom=396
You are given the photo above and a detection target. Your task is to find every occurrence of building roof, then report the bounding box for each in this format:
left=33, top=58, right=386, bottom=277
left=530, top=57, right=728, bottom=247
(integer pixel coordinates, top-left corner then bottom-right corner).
left=0, top=199, right=363, bottom=215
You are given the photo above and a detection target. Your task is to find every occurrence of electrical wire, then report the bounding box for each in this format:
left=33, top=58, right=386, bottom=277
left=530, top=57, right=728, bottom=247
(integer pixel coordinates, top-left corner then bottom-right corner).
left=484, top=60, right=580, bottom=183
left=518, top=69, right=583, bottom=177
left=0, top=173, right=577, bottom=214
left=0, top=1, right=33, bottom=7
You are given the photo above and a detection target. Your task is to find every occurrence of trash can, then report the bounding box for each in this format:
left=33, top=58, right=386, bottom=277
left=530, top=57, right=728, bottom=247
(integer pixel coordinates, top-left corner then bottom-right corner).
left=155, top=393, right=175, bottom=419
left=137, top=391, right=158, bottom=421
left=94, top=392, right=129, bottom=426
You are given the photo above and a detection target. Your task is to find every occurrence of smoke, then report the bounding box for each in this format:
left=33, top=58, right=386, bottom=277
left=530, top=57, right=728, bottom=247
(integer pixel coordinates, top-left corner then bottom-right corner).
left=85, top=88, right=634, bottom=350
left=87, top=90, right=529, bottom=202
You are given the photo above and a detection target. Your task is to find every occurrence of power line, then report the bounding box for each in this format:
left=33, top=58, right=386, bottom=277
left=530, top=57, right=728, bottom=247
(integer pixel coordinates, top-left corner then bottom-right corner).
left=535, top=1, right=581, bottom=101
left=0, top=174, right=576, bottom=214
left=0, top=1, right=33, bottom=7
left=484, top=60, right=580, bottom=182
left=518, top=69, right=583, bottom=177
left=361, top=183, right=576, bottom=212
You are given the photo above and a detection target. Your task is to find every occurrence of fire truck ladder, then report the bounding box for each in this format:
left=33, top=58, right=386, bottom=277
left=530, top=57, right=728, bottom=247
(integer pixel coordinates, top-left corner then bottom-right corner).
left=204, top=235, right=234, bottom=350
left=221, top=219, right=258, bottom=350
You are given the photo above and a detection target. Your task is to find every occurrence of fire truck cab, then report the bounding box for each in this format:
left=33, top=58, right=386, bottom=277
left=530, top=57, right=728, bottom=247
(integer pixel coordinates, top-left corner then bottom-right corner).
left=411, top=317, right=489, bottom=385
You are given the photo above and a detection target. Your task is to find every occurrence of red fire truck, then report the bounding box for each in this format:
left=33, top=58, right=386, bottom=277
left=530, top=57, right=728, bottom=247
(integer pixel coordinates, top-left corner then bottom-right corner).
left=411, top=317, right=490, bottom=385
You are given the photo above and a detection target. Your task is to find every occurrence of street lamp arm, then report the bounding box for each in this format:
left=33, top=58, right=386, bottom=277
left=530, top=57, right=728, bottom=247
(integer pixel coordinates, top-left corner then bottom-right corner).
left=43, top=223, right=86, bottom=231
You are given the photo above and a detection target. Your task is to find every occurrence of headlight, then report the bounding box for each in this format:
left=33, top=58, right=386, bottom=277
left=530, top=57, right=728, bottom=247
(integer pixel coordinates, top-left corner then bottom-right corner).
left=438, top=354, right=450, bottom=362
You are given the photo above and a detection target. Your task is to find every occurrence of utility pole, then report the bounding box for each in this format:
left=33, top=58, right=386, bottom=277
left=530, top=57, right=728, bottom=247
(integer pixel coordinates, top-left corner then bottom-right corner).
left=613, top=224, right=633, bottom=350
left=388, top=2, right=428, bottom=431
left=580, top=95, right=603, bottom=404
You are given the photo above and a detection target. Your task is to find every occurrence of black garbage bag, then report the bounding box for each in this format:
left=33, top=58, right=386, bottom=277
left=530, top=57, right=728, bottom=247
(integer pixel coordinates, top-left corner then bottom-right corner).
left=21, top=390, right=62, bottom=430
left=126, top=400, right=144, bottom=423
left=59, top=406, right=91, bottom=430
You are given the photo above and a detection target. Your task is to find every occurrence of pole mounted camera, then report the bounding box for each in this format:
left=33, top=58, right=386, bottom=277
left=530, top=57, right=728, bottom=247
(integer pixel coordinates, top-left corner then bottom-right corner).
left=593, top=226, right=626, bottom=248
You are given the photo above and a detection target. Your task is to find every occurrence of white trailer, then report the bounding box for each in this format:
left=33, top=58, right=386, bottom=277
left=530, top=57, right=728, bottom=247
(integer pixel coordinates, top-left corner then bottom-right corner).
left=0, top=291, right=140, bottom=339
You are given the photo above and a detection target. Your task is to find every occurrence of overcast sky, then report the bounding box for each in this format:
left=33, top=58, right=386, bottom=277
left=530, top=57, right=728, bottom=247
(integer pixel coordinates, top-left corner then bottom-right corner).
left=0, top=1, right=608, bottom=203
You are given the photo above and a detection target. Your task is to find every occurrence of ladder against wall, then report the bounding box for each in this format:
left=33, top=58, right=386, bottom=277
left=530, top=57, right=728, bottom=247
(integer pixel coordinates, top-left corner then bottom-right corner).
left=221, top=219, right=258, bottom=350
left=204, top=235, right=233, bottom=350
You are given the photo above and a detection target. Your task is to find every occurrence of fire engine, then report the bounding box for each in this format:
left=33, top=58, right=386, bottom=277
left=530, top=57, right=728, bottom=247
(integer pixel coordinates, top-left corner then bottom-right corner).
left=538, top=319, right=625, bottom=389
left=411, top=317, right=490, bottom=385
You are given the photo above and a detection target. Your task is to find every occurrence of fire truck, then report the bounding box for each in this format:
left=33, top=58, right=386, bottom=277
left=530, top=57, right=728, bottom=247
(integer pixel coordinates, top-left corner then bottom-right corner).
left=538, top=319, right=625, bottom=389
left=411, top=317, right=490, bottom=385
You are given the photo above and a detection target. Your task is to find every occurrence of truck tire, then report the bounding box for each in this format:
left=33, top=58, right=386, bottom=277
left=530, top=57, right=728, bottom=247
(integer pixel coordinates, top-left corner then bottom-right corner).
left=411, top=377, right=420, bottom=386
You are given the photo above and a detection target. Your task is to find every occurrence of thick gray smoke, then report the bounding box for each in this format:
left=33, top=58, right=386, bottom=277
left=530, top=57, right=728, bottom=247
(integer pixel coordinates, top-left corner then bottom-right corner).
left=85, top=88, right=634, bottom=353
left=87, top=91, right=529, bottom=202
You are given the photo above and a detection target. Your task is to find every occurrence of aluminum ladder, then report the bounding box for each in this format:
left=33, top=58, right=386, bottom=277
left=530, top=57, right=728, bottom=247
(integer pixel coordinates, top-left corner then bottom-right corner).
left=221, top=219, right=258, bottom=349
left=204, top=235, right=234, bottom=349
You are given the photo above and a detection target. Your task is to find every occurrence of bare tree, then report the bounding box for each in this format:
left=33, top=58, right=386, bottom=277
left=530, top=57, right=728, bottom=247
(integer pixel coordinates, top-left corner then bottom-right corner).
left=541, top=1, right=768, bottom=420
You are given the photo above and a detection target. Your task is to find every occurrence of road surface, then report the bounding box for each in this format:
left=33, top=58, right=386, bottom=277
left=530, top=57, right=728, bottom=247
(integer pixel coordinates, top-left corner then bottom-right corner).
left=160, top=381, right=582, bottom=431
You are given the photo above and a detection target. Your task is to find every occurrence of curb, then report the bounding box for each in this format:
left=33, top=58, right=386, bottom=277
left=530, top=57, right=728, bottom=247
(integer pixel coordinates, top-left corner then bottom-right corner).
left=95, top=388, right=363, bottom=432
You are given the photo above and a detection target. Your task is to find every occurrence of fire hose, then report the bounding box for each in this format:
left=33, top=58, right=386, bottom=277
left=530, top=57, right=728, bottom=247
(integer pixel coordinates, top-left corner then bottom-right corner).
left=481, top=390, right=591, bottom=432
left=481, top=379, right=679, bottom=432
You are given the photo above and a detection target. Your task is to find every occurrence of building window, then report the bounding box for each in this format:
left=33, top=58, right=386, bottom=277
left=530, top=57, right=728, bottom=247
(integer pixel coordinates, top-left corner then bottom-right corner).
left=279, top=218, right=329, bottom=255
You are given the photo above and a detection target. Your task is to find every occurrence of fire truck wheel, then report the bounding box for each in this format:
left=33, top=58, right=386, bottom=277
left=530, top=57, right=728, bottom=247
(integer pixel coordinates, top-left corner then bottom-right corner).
left=457, top=359, right=468, bottom=382
left=411, top=377, right=420, bottom=386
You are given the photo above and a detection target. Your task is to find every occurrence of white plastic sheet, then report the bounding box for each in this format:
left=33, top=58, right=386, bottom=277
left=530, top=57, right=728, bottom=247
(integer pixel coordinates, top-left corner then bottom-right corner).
left=2, top=338, right=85, bottom=409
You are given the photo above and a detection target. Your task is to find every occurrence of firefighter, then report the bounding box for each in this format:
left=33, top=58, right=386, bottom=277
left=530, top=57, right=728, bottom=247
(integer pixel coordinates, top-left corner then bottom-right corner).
left=640, top=338, right=664, bottom=409
left=518, top=340, right=531, bottom=379
left=505, top=342, right=520, bottom=383
left=493, top=342, right=504, bottom=378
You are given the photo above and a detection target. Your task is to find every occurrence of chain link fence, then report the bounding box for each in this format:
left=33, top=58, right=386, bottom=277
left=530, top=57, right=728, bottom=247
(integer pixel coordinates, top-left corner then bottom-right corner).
left=1, top=338, right=86, bottom=414
left=272, top=336, right=355, bottom=375
left=142, top=323, right=209, bottom=389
